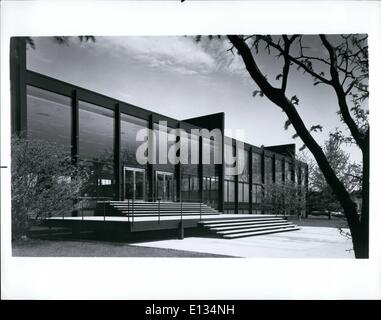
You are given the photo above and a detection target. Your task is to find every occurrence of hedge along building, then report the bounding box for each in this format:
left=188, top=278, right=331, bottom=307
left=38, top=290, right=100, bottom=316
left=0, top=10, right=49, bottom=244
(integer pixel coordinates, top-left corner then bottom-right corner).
left=10, top=37, right=308, bottom=218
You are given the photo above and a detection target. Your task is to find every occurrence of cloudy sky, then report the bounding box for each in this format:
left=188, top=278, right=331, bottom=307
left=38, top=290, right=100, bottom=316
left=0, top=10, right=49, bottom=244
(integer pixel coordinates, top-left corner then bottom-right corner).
left=26, top=35, right=362, bottom=163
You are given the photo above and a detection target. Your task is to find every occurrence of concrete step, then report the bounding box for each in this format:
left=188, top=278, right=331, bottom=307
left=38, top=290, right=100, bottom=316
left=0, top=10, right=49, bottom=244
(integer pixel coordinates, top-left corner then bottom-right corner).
left=115, top=206, right=217, bottom=210
left=122, top=212, right=220, bottom=217
left=209, top=221, right=292, bottom=231
left=113, top=206, right=214, bottom=210
left=113, top=206, right=217, bottom=211
left=203, top=219, right=287, bottom=228
left=106, top=201, right=206, bottom=206
left=217, top=224, right=298, bottom=235
left=121, top=211, right=218, bottom=215
left=201, top=217, right=284, bottom=224
left=223, top=226, right=300, bottom=238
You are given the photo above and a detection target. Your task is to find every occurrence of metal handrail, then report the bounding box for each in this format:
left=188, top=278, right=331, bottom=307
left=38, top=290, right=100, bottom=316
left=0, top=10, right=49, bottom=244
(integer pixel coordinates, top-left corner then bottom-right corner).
left=132, top=196, right=135, bottom=224
left=158, top=198, right=161, bottom=223
left=76, top=196, right=113, bottom=220
left=127, top=198, right=130, bottom=222
left=180, top=200, right=183, bottom=222
left=78, top=196, right=113, bottom=201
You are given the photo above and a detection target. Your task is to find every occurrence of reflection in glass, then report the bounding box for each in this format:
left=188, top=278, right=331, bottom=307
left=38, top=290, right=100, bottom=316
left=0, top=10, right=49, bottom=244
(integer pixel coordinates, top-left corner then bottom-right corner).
left=154, top=123, right=176, bottom=171
left=275, top=158, right=283, bottom=183
left=181, top=174, right=199, bottom=202
left=81, top=160, right=114, bottom=198
left=252, top=152, right=262, bottom=184
left=27, top=86, right=71, bottom=149
left=203, top=137, right=218, bottom=177
left=79, top=101, right=114, bottom=162
left=238, top=149, right=250, bottom=182
left=156, top=171, right=175, bottom=201
left=224, top=138, right=235, bottom=179
left=121, top=114, right=148, bottom=168
left=265, top=156, right=273, bottom=185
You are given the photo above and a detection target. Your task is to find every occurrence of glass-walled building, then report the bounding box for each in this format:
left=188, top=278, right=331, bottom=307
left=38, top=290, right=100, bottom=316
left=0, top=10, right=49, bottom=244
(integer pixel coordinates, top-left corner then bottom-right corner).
left=11, top=37, right=308, bottom=216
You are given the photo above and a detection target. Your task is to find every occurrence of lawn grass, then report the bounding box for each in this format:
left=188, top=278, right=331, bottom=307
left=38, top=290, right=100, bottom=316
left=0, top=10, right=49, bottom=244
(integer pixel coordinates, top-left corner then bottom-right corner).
left=288, top=215, right=348, bottom=228
left=12, top=238, right=233, bottom=257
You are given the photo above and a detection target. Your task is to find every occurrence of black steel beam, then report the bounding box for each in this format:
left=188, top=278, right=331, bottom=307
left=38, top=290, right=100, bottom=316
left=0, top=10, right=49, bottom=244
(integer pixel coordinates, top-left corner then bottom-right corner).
left=114, top=103, right=121, bottom=200
left=71, top=89, right=79, bottom=164
left=147, top=114, right=154, bottom=202
left=249, top=146, right=253, bottom=214
left=10, top=37, right=27, bottom=135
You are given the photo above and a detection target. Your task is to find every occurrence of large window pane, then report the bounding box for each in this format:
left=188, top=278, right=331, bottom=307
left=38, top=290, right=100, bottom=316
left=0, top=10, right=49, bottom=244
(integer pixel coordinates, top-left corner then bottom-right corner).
left=27, top=86, right=71, bottom=149
left=226, top=180, right=235, bottom=202
left=238, top=149, right=250, bottom=182
left=252, top=152, right=262, bottom=184
left=275, top=158, right=283, bottom=183
left=265, top=156, right=273, bottom=185
left=300, top=166, right=306, bottom=186
left=210, top=176, right=219, bottom=206
left=183, top=133, right=199, bottom=175
left=154, top=122, right=176, bottom=171
left=81, top=160, right=114, bottom=198
left=224, top=138, right=235, bottom=180
left=253, top=184, right=262, bottom=204
left=181, top=174, right=199, bottom=202
left=285, top=161, right=293, bottom=183
left=203, top=137, right=218, bottom=177
left=238, top=182, right=249, bottom=203
left=121, top=114, right=148, bottom=168
left=243, top=183, right=249, bottom=203
left=79, top=101, right=114, bottom=162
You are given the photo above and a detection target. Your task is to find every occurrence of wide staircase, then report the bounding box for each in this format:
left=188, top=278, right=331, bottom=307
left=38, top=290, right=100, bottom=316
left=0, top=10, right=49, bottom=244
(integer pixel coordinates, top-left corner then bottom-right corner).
left=95, top=201, right=220, bottom=218
left=199, top=215, right=299, bottom=239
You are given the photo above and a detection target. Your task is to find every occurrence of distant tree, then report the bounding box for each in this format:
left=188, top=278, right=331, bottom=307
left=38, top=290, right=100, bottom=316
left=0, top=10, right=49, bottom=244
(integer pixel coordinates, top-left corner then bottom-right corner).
left=11, top=135, right=90, bottom=240
left=24, top=36, right=95, bottom=50
left=262, top=182, right=306, bottom=217
left=303, top=135, right=362, bottom=219
left=223, top=34, right=368, bottom=258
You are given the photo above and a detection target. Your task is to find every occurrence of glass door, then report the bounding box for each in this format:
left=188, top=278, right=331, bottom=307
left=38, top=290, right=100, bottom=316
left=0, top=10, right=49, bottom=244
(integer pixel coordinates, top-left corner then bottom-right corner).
left=155, top=171, right=174, bottom=202
left=123, top=167, right=145, bottom=201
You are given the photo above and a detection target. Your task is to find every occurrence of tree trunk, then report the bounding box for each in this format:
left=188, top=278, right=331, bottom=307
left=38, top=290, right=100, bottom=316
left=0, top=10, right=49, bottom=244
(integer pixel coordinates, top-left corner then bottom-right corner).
left=357, top=130, right=369, bottom=258
left=227, top=35, right=367, bottom=258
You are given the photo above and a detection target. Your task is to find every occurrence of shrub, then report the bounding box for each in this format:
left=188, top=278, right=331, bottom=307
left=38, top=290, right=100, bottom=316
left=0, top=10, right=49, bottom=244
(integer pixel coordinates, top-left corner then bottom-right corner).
left=11, top=135, right=89, bottom=240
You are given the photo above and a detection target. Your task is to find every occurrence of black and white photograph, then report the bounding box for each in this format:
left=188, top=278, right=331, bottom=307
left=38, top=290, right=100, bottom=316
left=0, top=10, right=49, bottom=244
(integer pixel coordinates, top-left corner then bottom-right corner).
left=1, top=0, right=381, bottom=301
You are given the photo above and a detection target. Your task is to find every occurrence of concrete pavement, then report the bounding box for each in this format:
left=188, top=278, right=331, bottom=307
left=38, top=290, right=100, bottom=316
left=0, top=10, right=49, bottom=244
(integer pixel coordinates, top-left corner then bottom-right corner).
left=131, top=226, right=354, bottom=258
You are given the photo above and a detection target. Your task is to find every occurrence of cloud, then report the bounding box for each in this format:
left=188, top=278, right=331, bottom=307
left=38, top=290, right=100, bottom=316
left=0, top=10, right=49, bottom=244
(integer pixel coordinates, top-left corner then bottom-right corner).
left=97, top=36, right=217, bottom=76
left=75, top=35, right=251, bottom=78
left=196, top=37, right=249, bottom=75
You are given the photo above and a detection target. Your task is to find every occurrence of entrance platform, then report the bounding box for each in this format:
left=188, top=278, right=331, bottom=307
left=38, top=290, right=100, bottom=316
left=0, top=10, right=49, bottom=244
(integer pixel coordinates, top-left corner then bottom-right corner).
left=44, top=214, right=299, bottom=238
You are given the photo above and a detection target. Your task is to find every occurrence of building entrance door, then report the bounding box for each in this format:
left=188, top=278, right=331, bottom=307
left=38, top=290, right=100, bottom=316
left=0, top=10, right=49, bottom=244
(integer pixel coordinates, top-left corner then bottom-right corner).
left=123, top=167, right=145, bottom=201
left=155, top=171, right=175, bottom=202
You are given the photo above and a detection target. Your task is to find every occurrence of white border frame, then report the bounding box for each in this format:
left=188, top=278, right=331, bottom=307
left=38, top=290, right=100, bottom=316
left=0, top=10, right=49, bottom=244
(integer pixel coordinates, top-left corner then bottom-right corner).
left=1, top=1, right=381, bottom=300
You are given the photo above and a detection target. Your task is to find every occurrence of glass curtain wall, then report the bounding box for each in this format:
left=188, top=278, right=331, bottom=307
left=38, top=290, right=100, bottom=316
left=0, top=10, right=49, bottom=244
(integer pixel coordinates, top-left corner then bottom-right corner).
left=275, top=158, right=283, bottom=184
left=237, top=149, right=250, bottom=204
left=252, top=152, right=263, bottom=214
left=78, top=100, right=114, bottom=199
left=120, top=114, right=149, bottom=200
left=181, top=133, right=200, bottom=202
left=26, top=86, right=71, bottom=150
left=154, top=122, right=177, bottom=201
left=224, top=138, right=235, bottom=213
left=263, top=155, right=274, bottom=213
left=202, top=137, right=219, bottom=208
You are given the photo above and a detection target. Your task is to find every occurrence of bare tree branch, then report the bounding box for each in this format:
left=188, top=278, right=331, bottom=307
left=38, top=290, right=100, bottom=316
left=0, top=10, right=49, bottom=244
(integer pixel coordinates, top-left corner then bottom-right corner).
left=227, top=34, right=362, bottom=250
left=320, top=34, right=366, bottom=151
left=255, top=35, right=332, bottom=85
